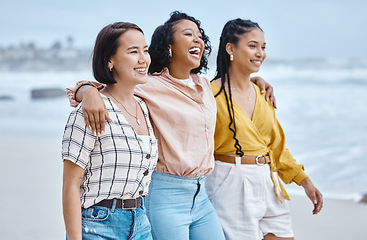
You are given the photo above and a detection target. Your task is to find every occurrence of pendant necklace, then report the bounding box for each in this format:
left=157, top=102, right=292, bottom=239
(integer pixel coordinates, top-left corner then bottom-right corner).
left=231, top=87, right=251, bottom=101
left=105, top=88, right=141, bottom=125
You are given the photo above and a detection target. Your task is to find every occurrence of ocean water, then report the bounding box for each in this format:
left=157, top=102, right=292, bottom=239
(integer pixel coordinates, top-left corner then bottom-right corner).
left=0, top=59, right=366, bottom=238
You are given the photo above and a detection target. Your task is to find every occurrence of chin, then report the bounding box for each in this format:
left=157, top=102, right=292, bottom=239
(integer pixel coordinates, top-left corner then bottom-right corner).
left=135, top=76, right=148, bottom=85
left=190, top=61, right=201, bottom=70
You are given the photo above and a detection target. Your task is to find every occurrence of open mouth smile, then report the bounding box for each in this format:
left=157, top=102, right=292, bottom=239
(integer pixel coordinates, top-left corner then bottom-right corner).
left=189, top=47, right=201, bottom=58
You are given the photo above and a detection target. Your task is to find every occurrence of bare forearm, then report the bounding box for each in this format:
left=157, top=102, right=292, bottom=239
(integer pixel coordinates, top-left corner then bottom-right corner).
left=300, top=177, right=323, bottom=214
left=63, top=160, right=85, bottom=240
left=63, top=185, right=83, bottom=240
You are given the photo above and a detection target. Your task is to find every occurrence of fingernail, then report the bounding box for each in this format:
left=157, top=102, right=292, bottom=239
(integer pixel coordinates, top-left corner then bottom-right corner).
left=261, top=90, right=265, bottom=93
left=314, top=200, right=318, bottom=204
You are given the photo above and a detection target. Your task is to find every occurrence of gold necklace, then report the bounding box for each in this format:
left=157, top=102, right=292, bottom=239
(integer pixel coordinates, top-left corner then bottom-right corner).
left=105, top=88, right=141, bottom=125
left=231, top=87, right=252, bottom=101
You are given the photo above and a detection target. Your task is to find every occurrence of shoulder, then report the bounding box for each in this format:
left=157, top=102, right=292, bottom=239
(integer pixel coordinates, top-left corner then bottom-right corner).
left=192, top=74, right=210, bottom=86
left=210, top=79, right=224, bottom=97
left=253, top=83, right=274, bottom=109
left=134, top=95, right=148, bottom=112
left=136, top=75, right=163, bottom=92
left=210, top=79, right=220, bottom=90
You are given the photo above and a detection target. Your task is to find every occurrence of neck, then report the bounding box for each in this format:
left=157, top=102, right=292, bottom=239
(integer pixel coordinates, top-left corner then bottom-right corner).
left=168, top=63, right=192, bottom=79
left=104, top=83, right=135, bottom=103
left=228, top=66, right=252, bottom=91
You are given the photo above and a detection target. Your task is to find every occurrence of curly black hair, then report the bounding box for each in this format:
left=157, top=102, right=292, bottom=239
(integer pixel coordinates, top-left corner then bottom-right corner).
left=148, top=11, right=211, bottom=74
left=213, top=18, right=262, bottom=157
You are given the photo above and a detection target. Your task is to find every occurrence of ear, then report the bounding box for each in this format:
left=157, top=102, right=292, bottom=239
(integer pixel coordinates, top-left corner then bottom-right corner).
left=226, top=42, right=235, bottom=56
left=108, top=60, right=113, bottom=69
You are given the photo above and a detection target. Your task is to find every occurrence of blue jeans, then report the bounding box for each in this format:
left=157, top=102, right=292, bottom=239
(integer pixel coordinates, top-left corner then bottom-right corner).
left=145, top=172, right=225, bottom=240
left=72, top=199, right=153, bottom=240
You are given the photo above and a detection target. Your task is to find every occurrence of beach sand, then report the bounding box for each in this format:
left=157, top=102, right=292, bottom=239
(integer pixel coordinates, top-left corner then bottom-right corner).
left=289, top=194, right=367, bottom=240
left=1, top=136, right=366, bottom=239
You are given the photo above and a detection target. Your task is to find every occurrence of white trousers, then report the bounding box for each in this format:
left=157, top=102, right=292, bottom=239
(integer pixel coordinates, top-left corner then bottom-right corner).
left=206, top=160, right=294, bottom=240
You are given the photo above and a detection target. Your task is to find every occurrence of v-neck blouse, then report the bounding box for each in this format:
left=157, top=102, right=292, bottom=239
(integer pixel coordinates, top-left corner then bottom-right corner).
left=211, top=81, right=307, bottom=200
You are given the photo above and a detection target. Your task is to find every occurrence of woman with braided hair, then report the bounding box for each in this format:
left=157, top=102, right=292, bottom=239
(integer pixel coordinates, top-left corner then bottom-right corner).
left=205, top=18, right=323, bottom=240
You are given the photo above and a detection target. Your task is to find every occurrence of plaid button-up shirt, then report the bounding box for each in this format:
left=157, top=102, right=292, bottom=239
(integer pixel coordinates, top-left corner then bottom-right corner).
left=62, top=94, right=158, bottom=208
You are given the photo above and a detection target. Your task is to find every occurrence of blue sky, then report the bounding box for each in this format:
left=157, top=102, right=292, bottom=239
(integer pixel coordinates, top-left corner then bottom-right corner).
left=2, top=0, right=366, bottom=59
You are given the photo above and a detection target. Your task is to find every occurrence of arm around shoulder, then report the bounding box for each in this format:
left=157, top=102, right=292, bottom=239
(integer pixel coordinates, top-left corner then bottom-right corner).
left=66, top=80, right=105, bottom=107
left=250, top=76, right=276, bottom=108
left=66, top=80, right=110, bottom=136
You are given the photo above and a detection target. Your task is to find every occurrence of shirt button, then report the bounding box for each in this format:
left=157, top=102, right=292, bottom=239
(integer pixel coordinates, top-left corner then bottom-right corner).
left=146, top=154, right=151, bottom=159
left=143, top=169, right=149, bottom=176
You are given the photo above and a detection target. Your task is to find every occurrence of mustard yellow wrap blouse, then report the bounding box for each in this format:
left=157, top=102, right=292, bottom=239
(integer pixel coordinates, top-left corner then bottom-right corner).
left=211, top=81, right=308, bottom=201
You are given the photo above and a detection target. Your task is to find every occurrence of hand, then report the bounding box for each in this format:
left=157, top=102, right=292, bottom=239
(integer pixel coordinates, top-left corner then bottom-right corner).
left=250, top=76, right=277, bottom=108
left=300, top=177, right=323, bottom=215
left=81, top=86, right=112, bottom=136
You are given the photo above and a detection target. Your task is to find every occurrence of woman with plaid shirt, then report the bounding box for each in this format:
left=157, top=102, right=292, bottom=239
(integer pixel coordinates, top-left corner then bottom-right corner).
left=62, top=22, right=158, bottom=240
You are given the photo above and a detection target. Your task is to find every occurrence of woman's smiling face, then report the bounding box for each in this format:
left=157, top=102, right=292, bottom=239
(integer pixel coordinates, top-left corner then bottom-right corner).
left=228, top=28, right=266, bottom=75
left=169, top=19, right=205, bottom=72
left=108, top=29, right=151, bottom=86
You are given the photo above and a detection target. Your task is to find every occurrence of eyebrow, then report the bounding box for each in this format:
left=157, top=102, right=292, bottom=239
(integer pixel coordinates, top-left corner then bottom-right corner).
left=248, top=40, right=266, bottom=44
left=127, top=45, right=149, bottom=50
left=182, top=28, right=193, bottom=32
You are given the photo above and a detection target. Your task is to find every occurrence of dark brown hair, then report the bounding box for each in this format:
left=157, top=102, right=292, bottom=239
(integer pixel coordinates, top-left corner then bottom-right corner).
left=92, top=22, right=144, bottom=84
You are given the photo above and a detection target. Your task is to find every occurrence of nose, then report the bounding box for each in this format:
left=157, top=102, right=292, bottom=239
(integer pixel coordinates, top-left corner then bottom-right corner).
left=193, top=36, right=199, bottom=43
left=139, top=52, right=147, bottom=62
left=193, top=34, right=202, bottom=43
left=139, top=52, right=150, bottom=65
left=256, top=48, right=264, bottom=58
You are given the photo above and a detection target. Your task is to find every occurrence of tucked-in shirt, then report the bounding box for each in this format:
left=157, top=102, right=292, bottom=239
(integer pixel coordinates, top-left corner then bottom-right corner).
left=62, top=94, right=158, bottom=208
left=67, top=68, right=217, bottom=178
left=211, top=81, right=308, bottom=200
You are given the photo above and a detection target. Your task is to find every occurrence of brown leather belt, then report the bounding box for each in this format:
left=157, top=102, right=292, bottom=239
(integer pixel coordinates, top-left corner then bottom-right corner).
left=95, top=197, right=143, bottom=210
left=214, top=153, right=270, bottom=165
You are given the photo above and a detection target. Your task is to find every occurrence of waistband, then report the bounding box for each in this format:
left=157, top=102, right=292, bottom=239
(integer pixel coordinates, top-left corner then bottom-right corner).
left=214, top=153, right=270, bottom=165
left=152, top=171, right=205, bottom=184
left=94, top=197, right=144, bottom=210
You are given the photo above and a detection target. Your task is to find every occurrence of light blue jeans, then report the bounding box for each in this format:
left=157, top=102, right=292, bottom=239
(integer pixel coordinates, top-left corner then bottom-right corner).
left=71, top=199, right=153, bottom=240
left=145, top=171, right=225, bottom=240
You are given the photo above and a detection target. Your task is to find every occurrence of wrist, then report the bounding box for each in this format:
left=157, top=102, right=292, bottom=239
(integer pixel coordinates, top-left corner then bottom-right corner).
left=300, top=177, right=312, bottom=188
left=81, top=86, right=99, bottom=101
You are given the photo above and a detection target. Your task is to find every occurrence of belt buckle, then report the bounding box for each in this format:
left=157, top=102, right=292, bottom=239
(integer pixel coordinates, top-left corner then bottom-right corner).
left=122, top=198, right=138, bottom=210
left=255, top=155, right=265, bottom=166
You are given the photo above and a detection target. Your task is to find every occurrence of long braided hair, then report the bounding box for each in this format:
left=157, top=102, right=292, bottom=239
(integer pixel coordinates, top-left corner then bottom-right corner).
left=213, top=18, right=262, bottom=157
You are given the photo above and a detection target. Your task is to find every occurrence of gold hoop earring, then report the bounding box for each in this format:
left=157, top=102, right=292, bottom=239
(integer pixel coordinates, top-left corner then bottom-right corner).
left=230, top=55, right=234, bottom=61
left=168, top=48, right=172, bottom=58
